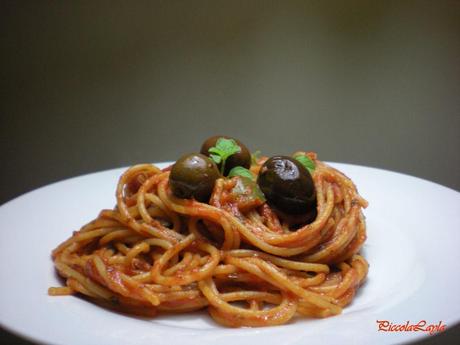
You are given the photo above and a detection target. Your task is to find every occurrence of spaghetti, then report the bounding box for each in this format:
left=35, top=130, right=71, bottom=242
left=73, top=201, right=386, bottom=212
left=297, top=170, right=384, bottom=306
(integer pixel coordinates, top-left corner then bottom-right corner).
left=49, top=149, right=368, bottom=327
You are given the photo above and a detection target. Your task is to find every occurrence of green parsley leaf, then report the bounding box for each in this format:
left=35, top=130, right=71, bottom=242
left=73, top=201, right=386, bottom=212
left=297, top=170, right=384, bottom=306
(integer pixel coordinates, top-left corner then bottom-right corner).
left=251, top=150, right=262, bottom=165
left=232, top=177, right=246, bottom=195
left=228, top=166, right=255, bottom=181
left=209, top=153, right=222, bottom=164
left=208, top=137, right=241, bottom=174
left=232, top=176, right=266, bottom=203
left=294, top=154, right=315, bottom=174
left=250, top=179, right=266, bottom=202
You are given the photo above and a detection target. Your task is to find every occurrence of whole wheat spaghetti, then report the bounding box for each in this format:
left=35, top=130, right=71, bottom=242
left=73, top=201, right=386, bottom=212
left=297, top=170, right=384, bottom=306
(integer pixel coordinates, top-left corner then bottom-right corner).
left=49, top=150, right=368, bottom=327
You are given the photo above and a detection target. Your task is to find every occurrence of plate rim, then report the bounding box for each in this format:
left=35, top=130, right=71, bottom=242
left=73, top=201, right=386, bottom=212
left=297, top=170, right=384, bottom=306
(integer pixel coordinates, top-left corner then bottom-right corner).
left=1, top=161, right=459, bottom=345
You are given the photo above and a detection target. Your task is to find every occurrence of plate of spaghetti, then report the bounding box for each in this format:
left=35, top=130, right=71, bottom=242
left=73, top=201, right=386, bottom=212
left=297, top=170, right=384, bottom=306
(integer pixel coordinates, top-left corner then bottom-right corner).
left=0, top=136, right=459, bottom=345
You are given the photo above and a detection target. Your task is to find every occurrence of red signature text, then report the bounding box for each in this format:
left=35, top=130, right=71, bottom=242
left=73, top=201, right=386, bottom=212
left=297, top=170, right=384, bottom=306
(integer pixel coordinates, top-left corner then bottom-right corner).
left=376, top=320, right=446, bottom=335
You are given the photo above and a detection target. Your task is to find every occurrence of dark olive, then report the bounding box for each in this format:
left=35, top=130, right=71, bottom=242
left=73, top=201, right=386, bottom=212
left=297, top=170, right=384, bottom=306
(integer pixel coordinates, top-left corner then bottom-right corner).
left=200, top=135, right=251, bottom=175
left=257, top=156, right=316, bottom=215
left=169, top=153, right=220, bottom=202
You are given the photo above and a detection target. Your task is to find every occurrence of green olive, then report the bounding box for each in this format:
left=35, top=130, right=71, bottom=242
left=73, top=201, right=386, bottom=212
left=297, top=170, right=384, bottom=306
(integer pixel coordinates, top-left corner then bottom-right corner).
left=257, top=156, right=316, bottom=215
left=169, top=153, right=220, bottom=202
left=200, top=135, right=251, bottom=175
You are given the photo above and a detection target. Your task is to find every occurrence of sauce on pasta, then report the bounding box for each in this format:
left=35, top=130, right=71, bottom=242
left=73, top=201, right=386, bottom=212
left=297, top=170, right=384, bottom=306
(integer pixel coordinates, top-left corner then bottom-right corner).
left=49, top=137, right=368, bottom=327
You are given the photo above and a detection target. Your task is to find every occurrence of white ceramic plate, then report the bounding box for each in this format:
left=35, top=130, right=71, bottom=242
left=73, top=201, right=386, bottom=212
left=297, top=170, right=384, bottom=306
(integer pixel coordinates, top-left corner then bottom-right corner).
left=1, top=162, right=459, bottom=345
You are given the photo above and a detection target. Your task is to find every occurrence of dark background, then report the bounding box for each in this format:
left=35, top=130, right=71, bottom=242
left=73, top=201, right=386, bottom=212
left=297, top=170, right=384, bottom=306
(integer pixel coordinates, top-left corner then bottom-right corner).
left=1, top=1, right=459, bottom=344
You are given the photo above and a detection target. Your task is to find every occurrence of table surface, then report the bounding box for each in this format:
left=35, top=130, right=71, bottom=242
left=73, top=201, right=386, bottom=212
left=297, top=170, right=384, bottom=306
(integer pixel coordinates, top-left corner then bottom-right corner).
left=1, top=1, right=459, bottom=344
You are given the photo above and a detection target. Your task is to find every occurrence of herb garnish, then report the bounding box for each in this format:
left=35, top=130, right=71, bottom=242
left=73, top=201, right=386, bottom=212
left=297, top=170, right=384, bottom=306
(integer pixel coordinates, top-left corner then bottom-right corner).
left=228, top=166, right=256, bottom=181
left=208, top=138, right=241, bottom=175
left=293, top=154, right=315, bottom=174
left=232, top=176, right=266, bottom=203
left=228, top=166, right=265, bottom=203
left=251, top=150, right=262, bottom=165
